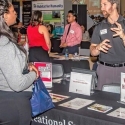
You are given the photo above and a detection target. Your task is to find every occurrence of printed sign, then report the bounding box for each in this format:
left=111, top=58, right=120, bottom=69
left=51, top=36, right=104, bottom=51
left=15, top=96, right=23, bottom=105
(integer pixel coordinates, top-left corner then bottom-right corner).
left=22, top=1, right=32, bottom=27
left=120, top=73, right=125, bottom=103
left=12, top=1, right=20, bottom=19
left=34, top=62, right=52, bottom=88
left=32, top=0, right=64, bottom=11
left=69, top=72, right=92, bottom=96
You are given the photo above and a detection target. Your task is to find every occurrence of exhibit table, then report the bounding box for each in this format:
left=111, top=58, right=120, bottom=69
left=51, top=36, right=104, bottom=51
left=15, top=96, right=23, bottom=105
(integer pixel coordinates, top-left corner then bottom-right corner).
left=32, top=83, right=125, bottom=125
left=49, top=53, right=97, bottom=71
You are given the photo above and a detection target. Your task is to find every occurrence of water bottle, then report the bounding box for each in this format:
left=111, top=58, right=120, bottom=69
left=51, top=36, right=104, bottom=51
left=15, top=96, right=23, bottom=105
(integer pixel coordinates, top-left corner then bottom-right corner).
left=65, top=49, right=69, bottom=60
left=74, top=52, right=80, bottom=61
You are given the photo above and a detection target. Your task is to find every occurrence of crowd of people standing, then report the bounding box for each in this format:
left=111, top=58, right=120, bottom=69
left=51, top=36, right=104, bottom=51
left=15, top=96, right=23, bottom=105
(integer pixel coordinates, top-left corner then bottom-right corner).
left=0, top=0, right=125, bottom=124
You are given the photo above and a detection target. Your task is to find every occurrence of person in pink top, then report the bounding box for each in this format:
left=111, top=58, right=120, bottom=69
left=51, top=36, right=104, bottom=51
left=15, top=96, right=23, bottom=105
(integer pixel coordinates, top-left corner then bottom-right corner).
left=60, top=10, right=82, bottom=54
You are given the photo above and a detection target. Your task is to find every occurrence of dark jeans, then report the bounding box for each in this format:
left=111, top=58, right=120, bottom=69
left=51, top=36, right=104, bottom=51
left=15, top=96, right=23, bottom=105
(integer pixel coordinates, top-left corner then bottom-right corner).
left=0, top=91, right=32, bottom=125
left=62, top=45, right=79, bottom=54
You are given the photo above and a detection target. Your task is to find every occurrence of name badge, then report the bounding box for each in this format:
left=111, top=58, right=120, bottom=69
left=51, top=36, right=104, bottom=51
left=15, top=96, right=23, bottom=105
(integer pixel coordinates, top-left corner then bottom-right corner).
left=70, top=30, right=74, bottom=34
left=100, top=29, right=107, bottom=35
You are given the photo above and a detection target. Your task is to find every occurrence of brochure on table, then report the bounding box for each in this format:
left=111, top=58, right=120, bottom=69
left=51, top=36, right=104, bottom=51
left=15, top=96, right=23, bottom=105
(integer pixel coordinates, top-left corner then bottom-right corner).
left=69, top=72, right=92, bottom=96
left=88, top=103, right=113, bottom=113
left=59, top=98, right=94, bottom=110
left=34, top=62, right=52, bottom=88
left=107, top=107, right=125, bottom=120
left=120, top=73, right=125, bottom=103
left=49, top=93, right=69, bottom=103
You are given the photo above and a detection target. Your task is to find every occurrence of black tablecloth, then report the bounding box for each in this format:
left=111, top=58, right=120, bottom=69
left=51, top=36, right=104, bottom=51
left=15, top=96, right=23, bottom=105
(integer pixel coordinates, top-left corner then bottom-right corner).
left=32, top=83, right=125, bottom=125
left=51, top=59, right=90, bottom=73
left=51, top=38, right=63, bottom=53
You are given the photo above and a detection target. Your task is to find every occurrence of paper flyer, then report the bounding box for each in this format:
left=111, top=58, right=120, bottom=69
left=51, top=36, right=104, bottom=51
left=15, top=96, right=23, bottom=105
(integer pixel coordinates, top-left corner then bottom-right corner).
left=59, top=98, right=94, bottom=110
left=88, top=103, right=113, bottom=113
left=49, top=93, right=69, bottom=103
left=34, top=62, right=52, bottom=88
left=107, top=107, right=125, bottom=120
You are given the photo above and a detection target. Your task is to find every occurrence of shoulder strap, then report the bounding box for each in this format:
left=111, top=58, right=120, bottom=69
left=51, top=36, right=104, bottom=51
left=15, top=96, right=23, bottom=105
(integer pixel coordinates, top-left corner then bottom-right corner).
left=65, top=24, right=71, bottom=41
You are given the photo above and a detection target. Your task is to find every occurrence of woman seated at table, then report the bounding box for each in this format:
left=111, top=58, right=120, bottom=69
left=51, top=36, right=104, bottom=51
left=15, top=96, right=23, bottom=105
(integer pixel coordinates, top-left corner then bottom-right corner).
left=27, top=10, right=51, bottom=62
left=47, top=24, right=57, bottom=38
left=81, top=25, right=90, bottom=41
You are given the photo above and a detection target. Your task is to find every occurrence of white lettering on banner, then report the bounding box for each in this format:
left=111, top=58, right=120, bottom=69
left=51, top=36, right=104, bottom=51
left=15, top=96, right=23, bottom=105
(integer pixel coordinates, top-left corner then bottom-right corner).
left=68, top=121, right=74, bottom=125
left=58, top=122, right=63, bottom=125
left=53, top=120, right=58, bottom=125
left=33, top=116, right=76, bottom=125
left=33, top=4, right=63, bottom=9
left=32, top=0, right=64, bottom=10
left=48, top=119, right=53, bottom=125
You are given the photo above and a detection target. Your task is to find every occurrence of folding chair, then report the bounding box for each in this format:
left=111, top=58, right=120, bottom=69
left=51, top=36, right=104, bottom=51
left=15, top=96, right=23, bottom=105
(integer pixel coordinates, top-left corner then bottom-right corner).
left=52, top=64, right=64, bottom=83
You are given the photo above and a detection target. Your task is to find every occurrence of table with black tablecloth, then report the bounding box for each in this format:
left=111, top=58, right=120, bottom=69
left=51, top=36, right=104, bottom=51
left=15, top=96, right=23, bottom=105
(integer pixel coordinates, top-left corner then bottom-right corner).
left=80, top=41, right=90, bottom=49
left=52, top=59, right=90, bottom=73
left=32, top=83, right=125, bottom=125
left=49, top=44, right=97, bottom=71
left=51, top=38, right=63, bottom=53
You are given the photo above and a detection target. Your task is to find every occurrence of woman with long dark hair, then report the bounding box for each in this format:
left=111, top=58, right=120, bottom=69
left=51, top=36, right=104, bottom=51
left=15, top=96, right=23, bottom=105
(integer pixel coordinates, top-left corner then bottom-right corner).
left=0, top=0, right=38, bottom=125
left=27, top=10, right=51, bottom=62
left=47, top=24, right=57, bottom=38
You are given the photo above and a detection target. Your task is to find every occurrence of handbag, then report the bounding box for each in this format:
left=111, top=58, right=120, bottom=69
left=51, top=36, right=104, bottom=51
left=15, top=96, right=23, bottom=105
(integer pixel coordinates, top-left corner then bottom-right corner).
left=30, top=77, right=55, bottom=117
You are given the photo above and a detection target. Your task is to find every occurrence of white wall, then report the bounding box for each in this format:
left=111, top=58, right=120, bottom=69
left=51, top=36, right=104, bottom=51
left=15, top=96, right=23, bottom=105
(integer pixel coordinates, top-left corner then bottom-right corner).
left=64, top=0, right=72, bottom=25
